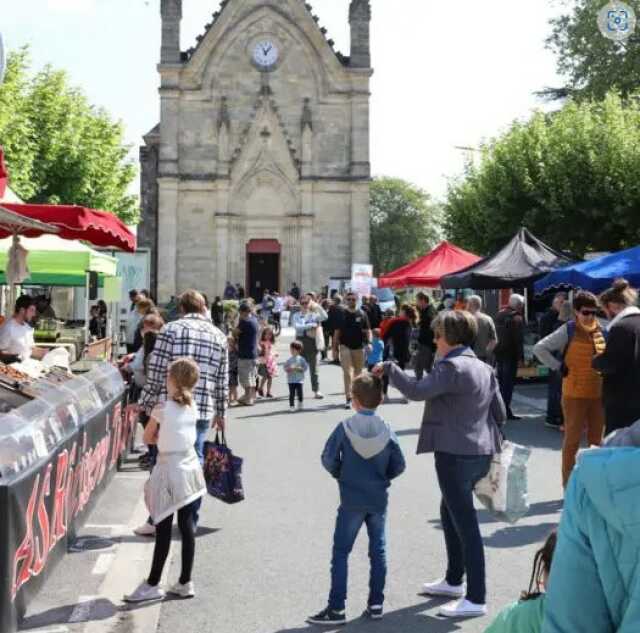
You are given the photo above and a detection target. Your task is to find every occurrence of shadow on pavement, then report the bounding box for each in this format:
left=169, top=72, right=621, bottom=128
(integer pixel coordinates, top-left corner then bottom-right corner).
left=396, top=428, right=420, bottom=437
left=503, top=419, right=564, bottom=450
left=20, top=598, right=118, bottom=629
left=271, top=598, right=464, bottom=633
left=483, top=522, right=558, bottom=548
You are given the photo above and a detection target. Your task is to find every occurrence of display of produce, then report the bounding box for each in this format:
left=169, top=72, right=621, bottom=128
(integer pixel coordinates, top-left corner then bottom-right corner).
left=0, top=364, right=30, bottom=383
left=0, top=361, right=124, bottom=479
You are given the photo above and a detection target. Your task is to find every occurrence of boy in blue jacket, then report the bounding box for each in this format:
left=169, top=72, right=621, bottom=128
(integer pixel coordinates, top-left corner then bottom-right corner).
left=307, top=373, right=406, bottom=626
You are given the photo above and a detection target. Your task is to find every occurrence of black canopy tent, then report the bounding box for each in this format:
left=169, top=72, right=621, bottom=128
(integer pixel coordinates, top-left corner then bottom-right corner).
left=441, top=228, right=574, bottom=290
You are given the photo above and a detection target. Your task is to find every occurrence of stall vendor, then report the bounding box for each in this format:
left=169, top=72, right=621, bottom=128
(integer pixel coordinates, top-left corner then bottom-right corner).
left=0, top=295, right=47, bottom=361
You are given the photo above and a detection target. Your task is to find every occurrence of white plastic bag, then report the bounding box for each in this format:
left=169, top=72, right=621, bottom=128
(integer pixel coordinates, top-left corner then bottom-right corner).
left=474, top=440, right=531, bottom=524
left=315, top=326, right=326, bottom=352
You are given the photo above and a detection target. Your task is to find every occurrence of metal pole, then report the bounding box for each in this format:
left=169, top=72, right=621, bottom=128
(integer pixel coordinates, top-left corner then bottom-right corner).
left=524, top=286, right=529, bottom=324
left=84, top=272, right=90, bottom=349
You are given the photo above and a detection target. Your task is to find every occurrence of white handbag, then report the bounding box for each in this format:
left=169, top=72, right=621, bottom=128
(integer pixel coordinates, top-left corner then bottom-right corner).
left=474, top=440, right=531, bottom=524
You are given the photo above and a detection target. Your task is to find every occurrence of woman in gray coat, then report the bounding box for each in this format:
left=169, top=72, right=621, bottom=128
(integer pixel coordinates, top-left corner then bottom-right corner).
left=374, top=310, right=505, bottom=619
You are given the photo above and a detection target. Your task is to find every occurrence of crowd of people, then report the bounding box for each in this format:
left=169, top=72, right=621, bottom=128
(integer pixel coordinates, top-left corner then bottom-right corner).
left=111, top=279, right=640, bottom=632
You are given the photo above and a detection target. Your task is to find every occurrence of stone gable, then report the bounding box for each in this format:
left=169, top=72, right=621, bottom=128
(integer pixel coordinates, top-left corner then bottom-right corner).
left=141, top=0, right=372, bottom=301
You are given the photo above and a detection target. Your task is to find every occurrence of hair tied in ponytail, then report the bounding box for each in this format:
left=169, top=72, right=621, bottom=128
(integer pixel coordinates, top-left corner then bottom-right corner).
left=168, top=358, right=200, bottom=407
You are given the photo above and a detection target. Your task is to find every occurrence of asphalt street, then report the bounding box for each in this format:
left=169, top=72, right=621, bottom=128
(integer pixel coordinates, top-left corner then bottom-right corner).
left=20, top=334, right=565, bottom=633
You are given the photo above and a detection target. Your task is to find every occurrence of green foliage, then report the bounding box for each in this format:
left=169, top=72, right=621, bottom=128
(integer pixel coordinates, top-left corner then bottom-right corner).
left=546, top=0, right=640, bottom=100
left=0, top=48, right=138, bottom=224
left=370, top=177, right=443, bottom=275
left=445, top=93, right=640, bottom=257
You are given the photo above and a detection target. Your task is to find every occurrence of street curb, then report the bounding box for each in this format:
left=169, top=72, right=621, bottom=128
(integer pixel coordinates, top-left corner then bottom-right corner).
left=81, top=491, right=172, bottom=633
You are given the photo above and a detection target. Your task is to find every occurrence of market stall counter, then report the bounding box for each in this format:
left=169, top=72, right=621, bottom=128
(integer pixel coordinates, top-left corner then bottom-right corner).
left=0, top=360, right=129, bottom=633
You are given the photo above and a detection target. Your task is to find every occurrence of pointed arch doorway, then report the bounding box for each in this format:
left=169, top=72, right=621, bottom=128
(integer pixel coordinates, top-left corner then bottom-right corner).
left=247, top=239, right=281, bottom=302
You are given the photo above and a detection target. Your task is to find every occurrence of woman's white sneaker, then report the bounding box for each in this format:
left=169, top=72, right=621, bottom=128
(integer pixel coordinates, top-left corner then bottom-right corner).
left=421, top=578, right=465, bottom=598
left=438, top=598, right=486, bottom=618
left=167, top=581, right=195, bottom=598
left=133, top=522, right=156, bottom=537
left=123, top=581, right=164, bottom=603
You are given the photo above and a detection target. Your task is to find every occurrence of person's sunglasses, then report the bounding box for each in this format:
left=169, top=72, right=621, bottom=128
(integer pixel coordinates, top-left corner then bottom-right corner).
left=579, top=309, right=598, bottom=316
left=300, top=301, right=309, bottom=306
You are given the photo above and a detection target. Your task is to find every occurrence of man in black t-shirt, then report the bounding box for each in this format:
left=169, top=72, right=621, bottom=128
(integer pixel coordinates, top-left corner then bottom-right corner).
left=335, top=292, right=371, bottom=408
left=415, top=292, right=437, bottom=380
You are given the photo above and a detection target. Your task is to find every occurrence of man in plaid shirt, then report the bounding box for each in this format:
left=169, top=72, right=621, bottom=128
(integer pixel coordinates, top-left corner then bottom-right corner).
left=140, top=289, right=228, bottom=459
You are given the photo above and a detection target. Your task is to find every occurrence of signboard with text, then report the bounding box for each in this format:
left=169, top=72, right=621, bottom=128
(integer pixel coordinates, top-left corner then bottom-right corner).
left=351, top=264, right=374, bottom=298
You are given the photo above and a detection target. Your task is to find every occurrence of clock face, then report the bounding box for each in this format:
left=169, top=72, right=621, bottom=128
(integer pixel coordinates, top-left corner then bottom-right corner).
left=253, top=40, right=279, bottom=69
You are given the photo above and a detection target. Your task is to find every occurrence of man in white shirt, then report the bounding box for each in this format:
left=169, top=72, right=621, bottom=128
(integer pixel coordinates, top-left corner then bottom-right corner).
left=0, top=295, right=47, bottom=361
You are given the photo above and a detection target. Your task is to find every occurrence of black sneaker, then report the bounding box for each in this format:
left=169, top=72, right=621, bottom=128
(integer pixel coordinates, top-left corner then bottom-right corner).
left=363, top=605, right=383, bottom=620
left=344, top=400, right=352, bottom=410
left=307, top=607, right=346, bottom=626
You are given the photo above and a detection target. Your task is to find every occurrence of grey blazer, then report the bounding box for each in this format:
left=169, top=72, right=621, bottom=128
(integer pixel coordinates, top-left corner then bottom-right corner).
left=386, top=348, right=505, bottom=456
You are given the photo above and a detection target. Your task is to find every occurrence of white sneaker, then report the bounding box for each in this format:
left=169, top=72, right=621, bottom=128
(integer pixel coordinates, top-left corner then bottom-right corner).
left=421, top=578, right=465, bottom=598
left=123, top=581, right=164, bottom=603
left=134, top=522, right=156, bottom=537
left=314, top=392, right=325, bottom=399
left=297, top=401, right=304, bottom=411
left=438, top=598, right=487, bottom=618
left=167, top=580, right=195, bottom=599
left=289, top=406, right=296, bottom=413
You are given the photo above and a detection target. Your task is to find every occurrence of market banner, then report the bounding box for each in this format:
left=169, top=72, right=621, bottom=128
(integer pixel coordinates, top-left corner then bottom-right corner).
left=0, top=395, right=129, bottom=633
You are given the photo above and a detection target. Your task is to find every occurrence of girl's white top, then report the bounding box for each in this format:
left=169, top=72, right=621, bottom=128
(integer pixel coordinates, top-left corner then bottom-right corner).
left=156, top=400, right=198, bottom=453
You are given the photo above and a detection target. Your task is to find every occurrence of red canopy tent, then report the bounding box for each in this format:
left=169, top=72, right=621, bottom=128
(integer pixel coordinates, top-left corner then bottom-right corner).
left=0, top=148, right=135, bottom=252
left=0, top=203, right=135, bottom=252
left=378, top=241, right=481, bottom=289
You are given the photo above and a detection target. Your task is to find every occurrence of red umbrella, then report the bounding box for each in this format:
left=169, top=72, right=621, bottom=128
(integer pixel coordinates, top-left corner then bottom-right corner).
left=0, top=203, right=136, bottom=252
left=378, top=241, right=481, bottom=289
left=0, top=150, right=8, bottom=200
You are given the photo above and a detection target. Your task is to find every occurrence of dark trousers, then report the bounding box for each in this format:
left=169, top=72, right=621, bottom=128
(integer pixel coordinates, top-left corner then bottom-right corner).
left=414, top=343, right=435, bottom=380
left=148, top=502, right=197, bottom=586
left=299, top=337, right=320, bottom=393
left=329, top=507, right=387, bottom=611
left=289, top=383, right=303, bottom=407
left=383, top=360, right=405, bottom=395
left=496, top=357, right=518, bottom=415
left=434, top=452, right=492, bottom=605
left=546, top=369, right=564, bottom=425
left=604, top=404, right=640, bottom=436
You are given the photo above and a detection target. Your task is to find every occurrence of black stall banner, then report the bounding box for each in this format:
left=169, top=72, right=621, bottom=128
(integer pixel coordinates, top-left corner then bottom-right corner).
left=0, top=397, right=129, bottom=633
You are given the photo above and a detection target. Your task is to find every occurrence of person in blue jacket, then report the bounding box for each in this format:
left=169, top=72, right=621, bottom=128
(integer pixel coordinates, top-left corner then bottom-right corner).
left=543, top=433, right=640, bottom=632
left=307, top=373, right=406, bottom=626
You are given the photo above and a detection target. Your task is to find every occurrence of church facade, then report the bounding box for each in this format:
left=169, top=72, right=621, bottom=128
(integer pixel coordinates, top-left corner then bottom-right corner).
left=139, top=0, right=372, bottom=302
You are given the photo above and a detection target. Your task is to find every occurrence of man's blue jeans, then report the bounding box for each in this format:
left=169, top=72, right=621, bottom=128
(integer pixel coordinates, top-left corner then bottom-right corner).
left=329, top=507, right=387, bottom=611
left=191, top=421, right=210, bottom=525
left=434, top=452, right=492, bottom=605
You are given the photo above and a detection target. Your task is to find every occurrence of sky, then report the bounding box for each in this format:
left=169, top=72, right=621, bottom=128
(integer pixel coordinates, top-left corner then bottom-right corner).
left=2, top=0, right=565, bottom=200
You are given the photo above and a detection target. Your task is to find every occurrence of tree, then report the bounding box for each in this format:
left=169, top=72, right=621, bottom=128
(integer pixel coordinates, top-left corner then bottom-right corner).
left=544, top=0, right=640, bottom=101
left=444, top=92, right=640, bottom=257
left=370, top=177, right=443, bottom=276
left=0, top=48, right=138, bottom=224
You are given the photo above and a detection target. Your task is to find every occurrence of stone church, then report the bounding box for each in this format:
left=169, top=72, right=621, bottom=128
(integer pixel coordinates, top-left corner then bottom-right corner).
left=139, top=0, right=372, bottom=302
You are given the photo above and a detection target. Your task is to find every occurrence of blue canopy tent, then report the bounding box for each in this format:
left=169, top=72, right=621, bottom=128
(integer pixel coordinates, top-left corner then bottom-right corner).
left=534, top=246, right=640, bottom=295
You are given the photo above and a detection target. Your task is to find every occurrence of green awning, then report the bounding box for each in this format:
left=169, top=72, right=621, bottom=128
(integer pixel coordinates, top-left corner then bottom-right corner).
left=0, top=234, right=117, bottom=287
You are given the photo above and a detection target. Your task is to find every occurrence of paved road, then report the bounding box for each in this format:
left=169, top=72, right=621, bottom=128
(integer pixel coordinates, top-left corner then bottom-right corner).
left=20, top=335, right=564, bottom=633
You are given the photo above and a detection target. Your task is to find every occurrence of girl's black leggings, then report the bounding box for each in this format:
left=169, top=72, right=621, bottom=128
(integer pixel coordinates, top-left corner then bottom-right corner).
left=148, top=502, right=196, bottom=586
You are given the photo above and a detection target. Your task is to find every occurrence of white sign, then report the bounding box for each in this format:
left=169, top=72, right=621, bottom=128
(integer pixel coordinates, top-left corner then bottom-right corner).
left=598, top=2, right=636, bottom=41
left=351, top=263, right=374, bottom=298
left=113, top=250, right=150, bottom=307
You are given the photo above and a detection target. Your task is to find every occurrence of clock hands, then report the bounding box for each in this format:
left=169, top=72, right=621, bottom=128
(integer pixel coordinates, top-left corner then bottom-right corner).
left=261, top=43, right=272, bottom=57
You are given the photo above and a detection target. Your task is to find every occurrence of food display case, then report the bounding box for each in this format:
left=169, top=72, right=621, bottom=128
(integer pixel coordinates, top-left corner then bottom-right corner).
left=0, top=361, right=128, bottom=633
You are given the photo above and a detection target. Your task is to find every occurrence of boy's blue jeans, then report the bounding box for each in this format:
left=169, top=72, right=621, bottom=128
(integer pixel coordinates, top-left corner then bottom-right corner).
left=329, top=507, right=387, bottom=611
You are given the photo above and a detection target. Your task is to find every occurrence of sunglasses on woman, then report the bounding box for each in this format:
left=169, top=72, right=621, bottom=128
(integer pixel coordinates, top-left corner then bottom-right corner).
left=579, top=309, right=598, bottom=316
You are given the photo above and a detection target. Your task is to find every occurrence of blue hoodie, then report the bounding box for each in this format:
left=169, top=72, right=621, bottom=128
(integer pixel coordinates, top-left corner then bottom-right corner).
left=321, top=411, right=406, bottom=513
left=543, top=447, right=640, bottom=633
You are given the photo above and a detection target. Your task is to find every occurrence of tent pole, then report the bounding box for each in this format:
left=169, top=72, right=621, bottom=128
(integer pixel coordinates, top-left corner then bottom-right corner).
left=84, top=271, right=90, bottom=349
left=524, top=287, right=529, bottom=323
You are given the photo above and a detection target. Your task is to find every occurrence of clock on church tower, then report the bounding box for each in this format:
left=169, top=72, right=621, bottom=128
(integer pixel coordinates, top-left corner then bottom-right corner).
left=251, top=39, right=280, bottom=71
